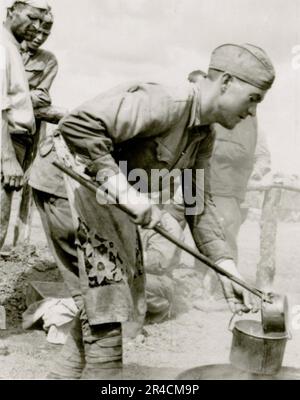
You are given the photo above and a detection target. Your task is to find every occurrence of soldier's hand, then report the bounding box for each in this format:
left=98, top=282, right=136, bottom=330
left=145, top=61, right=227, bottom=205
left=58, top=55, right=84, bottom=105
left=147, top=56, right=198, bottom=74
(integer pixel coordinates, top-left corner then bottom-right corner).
left=219, top=276, right=259, bottom=314
left=132, top=203, right=162, bottom=229
left=217, top=259, right=260, bottom=314
left=1, top=157, right=24, bottom=191
left=98, top=170, right=162, bottom=229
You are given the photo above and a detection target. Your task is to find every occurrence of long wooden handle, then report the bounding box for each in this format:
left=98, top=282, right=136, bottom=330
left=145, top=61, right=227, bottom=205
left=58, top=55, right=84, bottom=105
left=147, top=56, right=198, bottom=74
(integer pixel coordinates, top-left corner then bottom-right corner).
left=153, top=224, right=269, bottom=300
left=53, top=161, right=271, bottom=302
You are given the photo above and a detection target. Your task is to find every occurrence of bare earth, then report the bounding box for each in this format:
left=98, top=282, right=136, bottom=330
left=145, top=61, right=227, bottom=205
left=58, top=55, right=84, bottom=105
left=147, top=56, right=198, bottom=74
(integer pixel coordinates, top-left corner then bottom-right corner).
left=1, top=202, right=300, bottom=380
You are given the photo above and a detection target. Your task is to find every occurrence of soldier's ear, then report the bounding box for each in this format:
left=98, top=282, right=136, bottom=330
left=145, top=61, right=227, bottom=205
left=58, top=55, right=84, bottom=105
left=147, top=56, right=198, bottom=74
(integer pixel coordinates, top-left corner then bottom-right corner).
left=220, top=73, right=233, bottom=93
left=7, top=7, right=14, bottom=18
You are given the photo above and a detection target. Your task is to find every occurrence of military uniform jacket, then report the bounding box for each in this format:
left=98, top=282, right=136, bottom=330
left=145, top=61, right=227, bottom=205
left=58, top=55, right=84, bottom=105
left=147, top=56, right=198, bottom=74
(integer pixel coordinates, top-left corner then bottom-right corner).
left=21, top=44, right=58, bottom=109
left=41, top=81, right=232, bottom=262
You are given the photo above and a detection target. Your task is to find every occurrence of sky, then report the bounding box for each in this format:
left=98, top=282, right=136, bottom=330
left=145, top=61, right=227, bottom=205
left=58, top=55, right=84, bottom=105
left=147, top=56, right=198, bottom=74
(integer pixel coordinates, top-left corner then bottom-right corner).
left=3, top=0, right=300, bottom=173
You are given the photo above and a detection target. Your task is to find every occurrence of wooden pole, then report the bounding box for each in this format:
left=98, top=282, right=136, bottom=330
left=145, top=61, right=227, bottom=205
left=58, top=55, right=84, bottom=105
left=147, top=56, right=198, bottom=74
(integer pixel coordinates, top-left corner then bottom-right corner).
left=13, top=184, right=34, bottom=246
left=256, top=188, right=282, bottom=291
left=12, top=121, right=40, bottom=247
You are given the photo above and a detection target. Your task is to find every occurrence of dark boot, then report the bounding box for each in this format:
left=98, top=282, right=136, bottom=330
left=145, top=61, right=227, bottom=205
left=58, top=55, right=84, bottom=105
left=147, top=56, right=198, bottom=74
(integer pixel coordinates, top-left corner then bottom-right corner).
left=81, top=322, right=123, bottom=380
left=81, top=360, right=123, bottom=380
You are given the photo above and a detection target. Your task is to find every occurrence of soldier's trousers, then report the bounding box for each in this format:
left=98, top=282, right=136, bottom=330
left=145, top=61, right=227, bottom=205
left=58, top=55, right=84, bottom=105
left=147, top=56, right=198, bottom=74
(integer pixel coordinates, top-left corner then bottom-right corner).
left=33, top=190, right=124, bottom=379
left=0, top=135, right=30, bottom=249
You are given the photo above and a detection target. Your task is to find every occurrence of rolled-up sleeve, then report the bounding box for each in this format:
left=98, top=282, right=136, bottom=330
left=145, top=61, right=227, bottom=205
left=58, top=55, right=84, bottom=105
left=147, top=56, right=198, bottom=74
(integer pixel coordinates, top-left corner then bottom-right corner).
left=31, top=55, right=58, bottom=109
left=185, top=129, right=233, bottom=262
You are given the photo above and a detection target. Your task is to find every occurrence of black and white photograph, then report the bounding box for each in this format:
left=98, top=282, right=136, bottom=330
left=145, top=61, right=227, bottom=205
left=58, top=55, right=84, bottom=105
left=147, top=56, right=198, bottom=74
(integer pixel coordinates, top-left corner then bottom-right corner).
left=1, top=0, right=300, bottom=382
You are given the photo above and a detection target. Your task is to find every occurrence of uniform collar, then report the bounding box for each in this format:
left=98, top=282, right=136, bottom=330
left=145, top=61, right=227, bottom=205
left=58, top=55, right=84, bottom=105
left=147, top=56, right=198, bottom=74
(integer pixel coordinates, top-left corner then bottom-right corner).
left=188, top=81, right=202, bottom=129
left=20, top=41, right=36, bottom=57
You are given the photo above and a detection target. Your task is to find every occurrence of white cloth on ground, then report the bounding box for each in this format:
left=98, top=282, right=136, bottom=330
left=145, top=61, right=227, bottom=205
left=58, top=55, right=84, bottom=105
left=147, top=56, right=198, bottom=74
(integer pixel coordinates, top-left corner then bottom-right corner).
left=22, top=297, right=78, bottom=344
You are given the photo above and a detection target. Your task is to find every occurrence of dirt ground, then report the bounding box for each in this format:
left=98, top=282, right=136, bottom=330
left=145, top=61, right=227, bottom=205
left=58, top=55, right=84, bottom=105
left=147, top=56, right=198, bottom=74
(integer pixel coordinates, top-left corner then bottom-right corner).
left=1, top=201, right=300, bottom=380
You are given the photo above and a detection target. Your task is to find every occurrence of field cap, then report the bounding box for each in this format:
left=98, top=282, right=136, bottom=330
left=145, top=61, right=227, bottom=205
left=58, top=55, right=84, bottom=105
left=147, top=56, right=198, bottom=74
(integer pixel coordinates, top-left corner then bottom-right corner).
left=9, top=0, right=50, bottom=10
left=209, top=43, right=275, bottom=90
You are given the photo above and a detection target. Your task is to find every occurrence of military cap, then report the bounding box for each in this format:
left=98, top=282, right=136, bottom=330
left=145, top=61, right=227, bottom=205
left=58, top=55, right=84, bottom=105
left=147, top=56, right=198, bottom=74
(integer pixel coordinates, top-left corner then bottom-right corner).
left=209, top=43, right=275, bottom=90
left=9, top=0, right=50, bottom=10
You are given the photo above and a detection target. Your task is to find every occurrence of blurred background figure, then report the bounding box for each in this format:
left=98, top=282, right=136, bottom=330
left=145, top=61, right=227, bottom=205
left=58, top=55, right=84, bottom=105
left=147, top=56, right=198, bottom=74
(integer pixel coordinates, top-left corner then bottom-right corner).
left=13, top=8, right=59, bottom=246
left=140, top=208, right=185, bottom=324
left=0, top=0, right=49, bottom=353
left=1, top=0, right=49, bottom=249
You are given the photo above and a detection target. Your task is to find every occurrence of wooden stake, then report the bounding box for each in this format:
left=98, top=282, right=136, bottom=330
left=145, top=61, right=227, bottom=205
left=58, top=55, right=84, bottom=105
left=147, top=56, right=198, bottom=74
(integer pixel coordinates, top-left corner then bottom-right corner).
left=256, top=188, right=282, bottom=291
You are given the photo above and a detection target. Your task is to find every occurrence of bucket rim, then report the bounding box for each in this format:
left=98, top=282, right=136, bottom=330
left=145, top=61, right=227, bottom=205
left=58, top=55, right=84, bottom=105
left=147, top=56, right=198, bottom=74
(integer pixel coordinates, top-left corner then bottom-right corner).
left=233, top=320, right=289, bottom=340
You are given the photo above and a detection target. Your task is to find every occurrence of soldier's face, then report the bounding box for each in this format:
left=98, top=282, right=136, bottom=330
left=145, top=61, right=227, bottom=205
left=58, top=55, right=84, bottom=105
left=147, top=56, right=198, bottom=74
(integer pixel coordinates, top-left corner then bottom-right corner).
left=9, top=4, right=46, bottom=42
left=217, top=76, right=266, bottom=129
left=27, top=27, right=51, bottom=50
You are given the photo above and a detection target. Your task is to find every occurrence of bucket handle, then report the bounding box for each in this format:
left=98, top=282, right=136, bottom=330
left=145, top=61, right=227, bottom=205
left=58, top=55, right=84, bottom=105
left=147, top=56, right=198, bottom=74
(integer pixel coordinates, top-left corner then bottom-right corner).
left=228, top=311, right=263, bottom=332
left=228, top=311, right=240, bottom=332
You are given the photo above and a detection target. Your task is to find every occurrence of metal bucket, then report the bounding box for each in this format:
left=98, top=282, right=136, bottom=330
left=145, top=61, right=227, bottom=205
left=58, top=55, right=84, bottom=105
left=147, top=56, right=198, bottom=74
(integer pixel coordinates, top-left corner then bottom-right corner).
left=230, top=319, right=290, bottom=375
